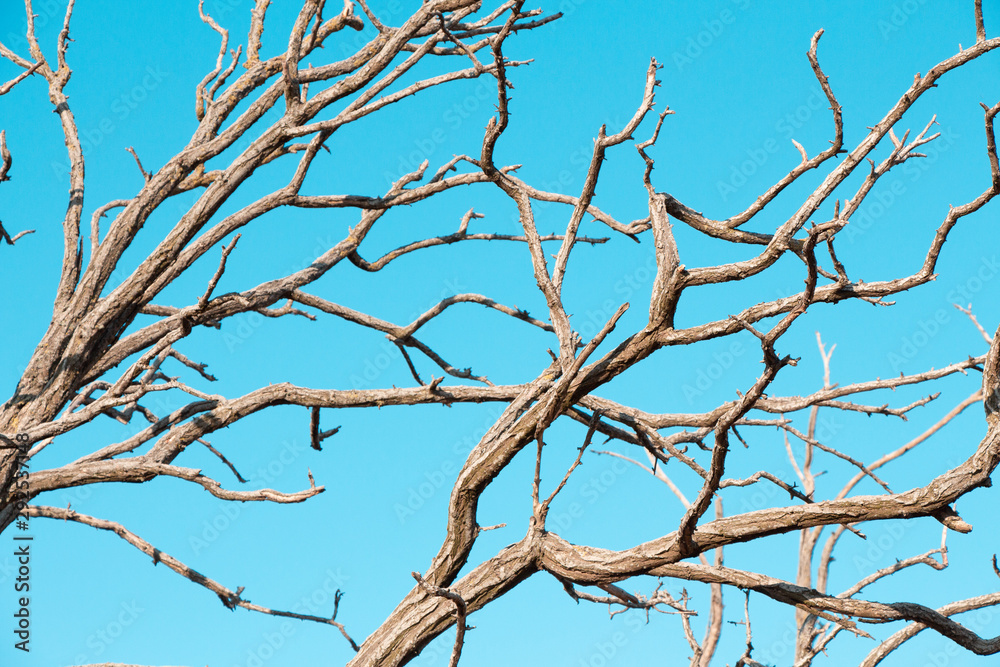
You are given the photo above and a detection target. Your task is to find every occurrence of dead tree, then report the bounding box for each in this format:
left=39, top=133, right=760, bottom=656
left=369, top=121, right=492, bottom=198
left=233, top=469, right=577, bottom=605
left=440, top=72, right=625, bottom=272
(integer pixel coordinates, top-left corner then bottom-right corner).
left=1, top=1, right=999, bottom=665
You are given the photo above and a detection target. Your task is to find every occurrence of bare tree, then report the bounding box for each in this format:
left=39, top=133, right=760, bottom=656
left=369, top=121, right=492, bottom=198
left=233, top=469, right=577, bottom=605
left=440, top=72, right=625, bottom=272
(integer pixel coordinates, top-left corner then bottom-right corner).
left=1, top=1, right=999, bottom=665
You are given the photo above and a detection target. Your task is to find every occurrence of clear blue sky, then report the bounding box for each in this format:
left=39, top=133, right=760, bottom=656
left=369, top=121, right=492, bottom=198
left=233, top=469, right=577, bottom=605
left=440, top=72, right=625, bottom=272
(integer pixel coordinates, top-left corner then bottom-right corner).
left=1, top=1, right=999, bottom=665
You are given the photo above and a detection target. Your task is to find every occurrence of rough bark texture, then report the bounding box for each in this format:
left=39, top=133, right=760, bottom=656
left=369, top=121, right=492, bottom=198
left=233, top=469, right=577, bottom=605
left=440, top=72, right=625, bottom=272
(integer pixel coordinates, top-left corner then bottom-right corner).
left=2, top=2, right=1000, bottom=666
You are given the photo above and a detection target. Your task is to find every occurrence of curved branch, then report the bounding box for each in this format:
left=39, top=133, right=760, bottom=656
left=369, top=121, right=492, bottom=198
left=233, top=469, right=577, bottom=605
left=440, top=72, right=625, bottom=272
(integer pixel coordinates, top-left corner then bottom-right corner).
left=26, top=505, right=360, bottom=651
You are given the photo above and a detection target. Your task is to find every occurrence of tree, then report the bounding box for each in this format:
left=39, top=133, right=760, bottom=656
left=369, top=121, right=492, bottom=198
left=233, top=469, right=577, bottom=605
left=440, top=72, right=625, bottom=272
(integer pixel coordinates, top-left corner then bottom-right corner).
left=1, top=0, right=999, bottom=665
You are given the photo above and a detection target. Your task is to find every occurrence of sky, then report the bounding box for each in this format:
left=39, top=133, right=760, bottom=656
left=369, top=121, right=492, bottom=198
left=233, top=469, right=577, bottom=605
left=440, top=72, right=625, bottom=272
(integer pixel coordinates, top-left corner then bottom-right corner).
left=1, top=0, right=999, bottom=665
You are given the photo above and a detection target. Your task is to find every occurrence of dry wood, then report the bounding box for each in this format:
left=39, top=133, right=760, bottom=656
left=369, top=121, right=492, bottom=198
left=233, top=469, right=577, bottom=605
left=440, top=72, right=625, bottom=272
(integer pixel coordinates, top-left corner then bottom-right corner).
left=1, top=2, right=999, bottom=665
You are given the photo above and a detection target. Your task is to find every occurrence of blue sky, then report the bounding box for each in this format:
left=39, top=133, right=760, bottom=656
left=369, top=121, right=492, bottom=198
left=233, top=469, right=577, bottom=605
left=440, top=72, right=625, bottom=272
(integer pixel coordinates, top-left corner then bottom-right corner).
left=1, top=1, right=999, bottom=665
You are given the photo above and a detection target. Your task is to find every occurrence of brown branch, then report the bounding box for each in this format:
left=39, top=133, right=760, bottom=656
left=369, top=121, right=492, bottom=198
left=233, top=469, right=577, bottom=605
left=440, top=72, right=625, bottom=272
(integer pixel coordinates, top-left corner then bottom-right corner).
left=537, top=410, right=601, bottom=523
left=677, top=331, right=795, bottom=556
left=126, top=146, right=151, bottom=182
left=309, top=406, right=340, bottom=451
left=0, top=59, right=41, bottom=95
left=195, top=0, right=230, bottom=120
left=245, top=0, right=272, bottom=68
left=0, top=222, right=33, bottom=246
left=2, top=5, right=998, bottom=666
left=860, top=592, right=1000, bottom=666
left=413, top=572, right=469, bottom=667
left=199, top=234, right=241, bottom=307
left=976, top=0, right=987, bottom=43
left=89, top=199, right=130, bottom=258
left=27, top=505, right=360, bottom=651
left=347, top=215, right=608, bottom=272
left=541, top=534, right=1000, bottom=652
left=955, top=303, right=995, bottom=344
left=550, top=58, right=660, bottom=293
left=199, top=439, right=246, bottom=484
left=735, top=592, right=766, bottom=667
